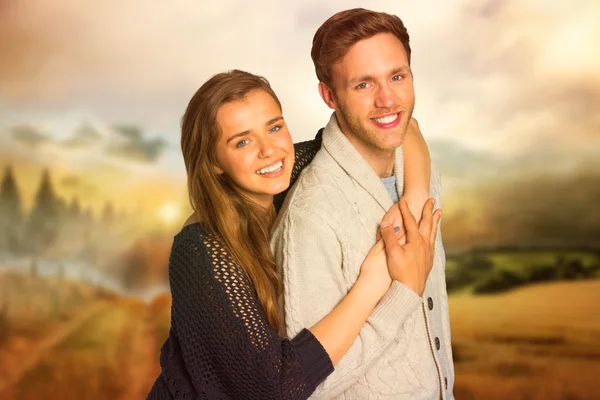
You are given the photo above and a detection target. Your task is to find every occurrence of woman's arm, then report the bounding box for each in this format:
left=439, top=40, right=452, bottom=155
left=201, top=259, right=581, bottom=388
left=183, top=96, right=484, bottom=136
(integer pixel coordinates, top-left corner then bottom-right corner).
left=380, top=117, right=431, bottom=236
left=404, top=117, right=431, bottom=221
left=164, top=219, right=426, bottom=399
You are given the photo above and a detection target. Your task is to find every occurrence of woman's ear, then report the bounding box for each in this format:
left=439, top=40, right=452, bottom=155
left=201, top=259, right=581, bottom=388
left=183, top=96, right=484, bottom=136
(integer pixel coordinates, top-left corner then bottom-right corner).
left=213, top=164, right=224, bottom=175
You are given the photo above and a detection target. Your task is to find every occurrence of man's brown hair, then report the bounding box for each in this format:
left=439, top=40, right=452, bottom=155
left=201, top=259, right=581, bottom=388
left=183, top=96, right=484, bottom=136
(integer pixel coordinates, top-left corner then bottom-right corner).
left=311, top=8, right=411, bottom=87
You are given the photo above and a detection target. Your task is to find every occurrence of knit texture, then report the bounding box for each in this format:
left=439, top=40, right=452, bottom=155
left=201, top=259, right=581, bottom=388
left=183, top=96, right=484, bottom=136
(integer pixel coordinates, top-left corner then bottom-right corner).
left=147, top=221, right=333, bottom=400
left=274, top=130, right=323, bottom=212
left=272, top=113, right=455, bottom=400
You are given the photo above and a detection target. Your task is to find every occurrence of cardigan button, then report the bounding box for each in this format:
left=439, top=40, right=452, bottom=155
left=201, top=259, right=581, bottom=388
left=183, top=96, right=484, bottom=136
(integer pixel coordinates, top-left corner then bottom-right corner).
left=427, top=297, right=434, bottom=310
left=435, top=337, right=440, bottom=350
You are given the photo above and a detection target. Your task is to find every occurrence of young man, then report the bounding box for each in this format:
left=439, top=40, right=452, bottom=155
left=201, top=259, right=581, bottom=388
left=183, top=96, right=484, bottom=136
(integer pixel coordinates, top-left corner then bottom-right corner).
left=271, top=8, right=455, bottom=400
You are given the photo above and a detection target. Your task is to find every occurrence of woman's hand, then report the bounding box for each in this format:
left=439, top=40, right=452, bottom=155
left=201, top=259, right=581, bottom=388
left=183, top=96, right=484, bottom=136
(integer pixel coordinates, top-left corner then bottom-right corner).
left=378, top=197, right=441, bottom=296
left=358, top=237, right=393, bottom=299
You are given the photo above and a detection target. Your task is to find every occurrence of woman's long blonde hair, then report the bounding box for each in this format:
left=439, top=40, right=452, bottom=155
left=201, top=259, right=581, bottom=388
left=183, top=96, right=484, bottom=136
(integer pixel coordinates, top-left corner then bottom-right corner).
left=181, top=70, right=283, bottom=332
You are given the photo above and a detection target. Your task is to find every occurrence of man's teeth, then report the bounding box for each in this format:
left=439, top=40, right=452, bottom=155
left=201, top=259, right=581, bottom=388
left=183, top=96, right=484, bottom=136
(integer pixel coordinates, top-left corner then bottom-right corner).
left=373, top=114, right=398, bottom=124
left=257, top=160, right=283, bottom=175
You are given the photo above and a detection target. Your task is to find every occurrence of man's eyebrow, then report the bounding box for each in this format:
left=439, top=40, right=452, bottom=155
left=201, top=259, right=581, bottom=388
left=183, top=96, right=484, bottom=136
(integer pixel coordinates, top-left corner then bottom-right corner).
left=390, top=66, right=412, bottom=76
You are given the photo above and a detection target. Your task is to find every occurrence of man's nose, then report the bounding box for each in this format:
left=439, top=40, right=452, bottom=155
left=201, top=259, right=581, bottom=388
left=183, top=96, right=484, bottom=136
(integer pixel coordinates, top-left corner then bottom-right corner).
left=374, top=84, right=397, bottom=108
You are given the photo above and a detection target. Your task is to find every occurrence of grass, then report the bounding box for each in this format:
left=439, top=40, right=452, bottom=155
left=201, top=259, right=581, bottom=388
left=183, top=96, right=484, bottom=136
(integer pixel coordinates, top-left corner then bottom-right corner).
left=486, top=251, right=599, bottom=274
left=446, top=249, right=600, bottom=294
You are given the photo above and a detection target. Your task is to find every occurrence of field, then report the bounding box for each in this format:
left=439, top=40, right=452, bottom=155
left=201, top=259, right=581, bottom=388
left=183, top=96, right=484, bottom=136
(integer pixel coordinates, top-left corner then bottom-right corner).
left=0, top=255, right=599, bottom=399
left=450, top=280, right=600, bottom=400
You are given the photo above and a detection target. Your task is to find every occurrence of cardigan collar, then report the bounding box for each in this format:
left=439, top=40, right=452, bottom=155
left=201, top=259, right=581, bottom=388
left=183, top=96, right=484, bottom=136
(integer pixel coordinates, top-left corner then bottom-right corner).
left=321, top=112, right=405, bottom=212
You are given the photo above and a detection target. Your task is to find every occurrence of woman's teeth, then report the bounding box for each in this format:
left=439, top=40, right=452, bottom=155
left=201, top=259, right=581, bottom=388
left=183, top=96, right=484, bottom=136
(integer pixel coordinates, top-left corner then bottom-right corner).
left=256, top=160, right=283, bottom=175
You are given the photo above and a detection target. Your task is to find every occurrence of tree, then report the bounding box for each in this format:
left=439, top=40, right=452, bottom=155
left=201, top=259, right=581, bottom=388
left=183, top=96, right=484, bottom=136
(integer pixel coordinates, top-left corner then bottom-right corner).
left=68, top=197, right=82, bottom=218
left=25, top=169, right=62, bottom=255
left=101, top=201, right=115, bottom=225
left=0, top=165, right=24, bottom=252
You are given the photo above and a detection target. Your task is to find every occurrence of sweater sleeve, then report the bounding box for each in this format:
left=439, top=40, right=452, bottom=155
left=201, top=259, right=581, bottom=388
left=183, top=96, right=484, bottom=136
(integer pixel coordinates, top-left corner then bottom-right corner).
left=163, top=225, right=333, bottom=399
left=272, top=208, right=422, bottom=399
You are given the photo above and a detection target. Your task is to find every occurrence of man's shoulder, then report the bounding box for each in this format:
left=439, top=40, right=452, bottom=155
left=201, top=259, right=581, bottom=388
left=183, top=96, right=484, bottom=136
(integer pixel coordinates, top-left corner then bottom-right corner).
left=273, top=150, right=355, bottom=232
left=283, top=151, right=349, bottom=210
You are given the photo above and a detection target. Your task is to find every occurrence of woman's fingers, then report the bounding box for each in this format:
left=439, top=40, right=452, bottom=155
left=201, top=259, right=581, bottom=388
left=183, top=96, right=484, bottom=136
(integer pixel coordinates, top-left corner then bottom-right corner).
left=380, top=221, right=403, bottom=257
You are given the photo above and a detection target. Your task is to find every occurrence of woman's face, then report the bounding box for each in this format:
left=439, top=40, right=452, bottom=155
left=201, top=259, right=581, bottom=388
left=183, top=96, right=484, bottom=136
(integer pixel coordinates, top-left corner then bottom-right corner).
left=214, top=89, right=294, bottom=209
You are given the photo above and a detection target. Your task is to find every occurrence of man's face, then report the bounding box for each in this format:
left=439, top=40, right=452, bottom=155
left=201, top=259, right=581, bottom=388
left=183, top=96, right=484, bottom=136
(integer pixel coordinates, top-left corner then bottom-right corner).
left=324, top=33, right=415, bottom=152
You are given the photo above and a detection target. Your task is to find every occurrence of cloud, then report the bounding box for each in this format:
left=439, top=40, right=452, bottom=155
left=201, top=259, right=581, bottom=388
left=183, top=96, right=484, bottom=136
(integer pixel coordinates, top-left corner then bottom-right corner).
left=429, top=139, right=504, bottom=180
left=405, top=0, right=600, bottom=191
left=441, top=165, right=600, bottom=251
left=1, top=0, right=598, bottom=174
left=10, top=125, right=52, bottom=148
left=106, top=125, right=169, bottom=163
left=61, top=124, right=103, bottom=149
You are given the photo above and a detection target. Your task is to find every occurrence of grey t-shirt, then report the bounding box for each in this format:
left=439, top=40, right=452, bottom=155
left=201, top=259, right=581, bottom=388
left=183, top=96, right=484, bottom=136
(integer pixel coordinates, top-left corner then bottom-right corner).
left=382, top=175, right=398, bottom=203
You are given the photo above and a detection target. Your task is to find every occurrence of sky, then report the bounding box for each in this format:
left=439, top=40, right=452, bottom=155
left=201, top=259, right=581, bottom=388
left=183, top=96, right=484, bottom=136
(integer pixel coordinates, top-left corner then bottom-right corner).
left=0, top=0, right=599, bottom=238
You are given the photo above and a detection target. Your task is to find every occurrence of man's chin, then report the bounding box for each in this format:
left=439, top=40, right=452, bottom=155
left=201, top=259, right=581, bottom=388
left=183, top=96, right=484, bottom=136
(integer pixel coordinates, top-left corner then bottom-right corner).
left=371, top=130, right=407, bottom=150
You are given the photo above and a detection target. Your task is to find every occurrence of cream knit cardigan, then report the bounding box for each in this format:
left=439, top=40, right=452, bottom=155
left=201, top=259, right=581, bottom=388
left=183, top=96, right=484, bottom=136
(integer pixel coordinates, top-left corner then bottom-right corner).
left=271, top=113, right=455, bottom=400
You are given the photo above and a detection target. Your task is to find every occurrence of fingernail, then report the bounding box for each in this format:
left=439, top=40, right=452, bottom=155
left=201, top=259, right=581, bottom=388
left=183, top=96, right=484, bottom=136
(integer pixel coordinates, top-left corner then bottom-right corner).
left=393, top=226, right=400, bottom=233
left=381, top=221, right=390, bottom=228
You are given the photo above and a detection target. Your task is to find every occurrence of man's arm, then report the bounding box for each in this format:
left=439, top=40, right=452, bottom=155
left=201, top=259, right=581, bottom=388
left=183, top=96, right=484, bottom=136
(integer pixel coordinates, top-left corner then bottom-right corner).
left=273, top=207, right=423, bottom=398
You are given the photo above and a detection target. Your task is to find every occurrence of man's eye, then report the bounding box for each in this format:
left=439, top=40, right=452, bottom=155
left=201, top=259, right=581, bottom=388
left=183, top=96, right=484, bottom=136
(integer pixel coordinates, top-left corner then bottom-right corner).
left=356, top=83, right=369, bottom=90
left=269, top=125, right=281, bottom=134
left=392, top=75, right=403, bottom=81
left=236, top=139, right=250, bottom=148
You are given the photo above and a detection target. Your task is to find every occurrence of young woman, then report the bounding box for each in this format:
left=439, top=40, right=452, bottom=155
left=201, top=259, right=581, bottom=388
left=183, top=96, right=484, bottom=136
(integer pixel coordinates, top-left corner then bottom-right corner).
left=147, top=70, right=440, bottom=399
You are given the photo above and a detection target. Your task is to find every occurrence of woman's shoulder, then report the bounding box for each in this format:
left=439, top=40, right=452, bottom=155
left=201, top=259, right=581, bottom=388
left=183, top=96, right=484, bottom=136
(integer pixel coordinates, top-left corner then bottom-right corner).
left=172, top=221, right=209, bottom=252
left=169, top=221, right=219, bottom=276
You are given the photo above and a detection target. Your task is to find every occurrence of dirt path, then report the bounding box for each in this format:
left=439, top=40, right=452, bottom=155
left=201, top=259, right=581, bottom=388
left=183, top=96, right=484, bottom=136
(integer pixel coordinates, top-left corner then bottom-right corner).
left=0, top=300, right=109, bottom=393
left=115, top=302, right=162, bottom=400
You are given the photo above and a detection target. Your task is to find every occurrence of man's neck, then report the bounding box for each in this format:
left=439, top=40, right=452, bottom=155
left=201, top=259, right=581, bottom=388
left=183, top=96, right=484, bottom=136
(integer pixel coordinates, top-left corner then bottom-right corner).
left=344, top=132, right=396, bottom=178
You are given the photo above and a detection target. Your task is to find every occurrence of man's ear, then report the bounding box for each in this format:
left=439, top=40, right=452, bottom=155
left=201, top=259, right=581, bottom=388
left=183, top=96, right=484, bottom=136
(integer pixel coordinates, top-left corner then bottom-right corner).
left=318, top=82, right=338, bottom=110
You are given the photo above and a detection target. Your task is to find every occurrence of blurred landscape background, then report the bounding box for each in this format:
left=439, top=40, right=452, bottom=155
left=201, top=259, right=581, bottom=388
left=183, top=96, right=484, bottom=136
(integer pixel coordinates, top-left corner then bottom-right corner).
left=1, top=0, right=599, bottom=399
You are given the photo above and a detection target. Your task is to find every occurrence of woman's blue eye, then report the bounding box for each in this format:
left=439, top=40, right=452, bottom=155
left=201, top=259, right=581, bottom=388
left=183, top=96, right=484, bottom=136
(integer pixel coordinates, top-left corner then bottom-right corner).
left=269, top=125, right=281, bottom=133
left=236, top=139, right=250, bottom=148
